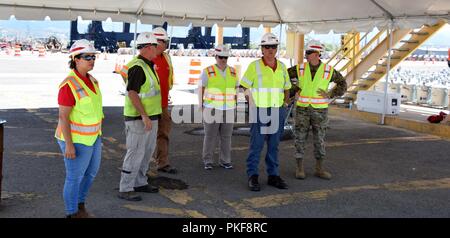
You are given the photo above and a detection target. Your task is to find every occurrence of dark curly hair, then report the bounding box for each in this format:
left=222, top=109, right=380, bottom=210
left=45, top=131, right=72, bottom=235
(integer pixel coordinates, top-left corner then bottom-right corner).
left=68, top=55, right=81, bottom=69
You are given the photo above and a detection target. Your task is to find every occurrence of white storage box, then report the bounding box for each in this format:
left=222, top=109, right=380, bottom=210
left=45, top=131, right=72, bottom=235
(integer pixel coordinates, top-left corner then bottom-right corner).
left=357, top=90, right=401, bottom=115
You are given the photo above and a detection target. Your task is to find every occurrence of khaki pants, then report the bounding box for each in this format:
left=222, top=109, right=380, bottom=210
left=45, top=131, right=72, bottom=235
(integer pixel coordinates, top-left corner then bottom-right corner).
left=202, top=108, right=234, bottom=165
left=119, top=120, right=158, bottom=192
left=154, top=107, right=172, bottom=169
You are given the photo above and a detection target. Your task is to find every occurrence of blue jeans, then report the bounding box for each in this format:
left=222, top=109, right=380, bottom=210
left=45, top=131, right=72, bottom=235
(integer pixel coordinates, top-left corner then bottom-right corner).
left=246, top=107, right=286, bottom=177
left=57, top=137, right=102, bottom=215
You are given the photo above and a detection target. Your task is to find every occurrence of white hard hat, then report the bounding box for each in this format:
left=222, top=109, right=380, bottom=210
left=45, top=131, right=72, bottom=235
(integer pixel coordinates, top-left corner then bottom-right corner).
left=152, top=27, right=169, bottom=41
left=214, top=44, right=230, bottom=57
left=260, top=32, right=279, bottom=46
left=69, top=39, right=99, bottom=57
left=136, top=32, right=157, bottom=46
left=306, top=40, right=325, bottom=53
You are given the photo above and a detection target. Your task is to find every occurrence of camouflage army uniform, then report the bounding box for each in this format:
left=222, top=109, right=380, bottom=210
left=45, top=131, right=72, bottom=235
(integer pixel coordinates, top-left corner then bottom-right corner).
left=287, top=61, right=347, bottom=162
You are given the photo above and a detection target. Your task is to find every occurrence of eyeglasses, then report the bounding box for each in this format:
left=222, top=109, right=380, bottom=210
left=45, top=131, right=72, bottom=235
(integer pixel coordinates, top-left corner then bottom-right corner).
left=79, top=54, right=96, bottom=61
left=262, top=45, right=278, bottom=49
left=157, top=40, right=168, bottom=44
left=217, top=56, right=228, bottom=60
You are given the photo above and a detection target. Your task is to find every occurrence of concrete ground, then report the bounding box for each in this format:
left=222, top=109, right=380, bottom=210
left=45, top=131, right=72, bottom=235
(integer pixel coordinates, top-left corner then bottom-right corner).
left=0, top=106, right=449, bottom=218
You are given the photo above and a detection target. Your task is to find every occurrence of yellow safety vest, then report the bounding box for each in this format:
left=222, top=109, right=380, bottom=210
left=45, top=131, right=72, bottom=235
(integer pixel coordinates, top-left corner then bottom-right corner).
left=55, top=70, right=103, bottom=146
left=240, top=59, right=291, bottom=108
left=121, top=56, right=162, bottom=117
left=203, top=65, right=238, bottom=110
left=296, top=62, right=333, bottom=109
left=163, top=52, right=174, bottom=90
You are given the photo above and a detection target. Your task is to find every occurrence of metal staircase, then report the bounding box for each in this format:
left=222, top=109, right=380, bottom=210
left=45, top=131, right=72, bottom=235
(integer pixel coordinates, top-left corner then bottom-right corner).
left=326, top=19, right=448, bottom=102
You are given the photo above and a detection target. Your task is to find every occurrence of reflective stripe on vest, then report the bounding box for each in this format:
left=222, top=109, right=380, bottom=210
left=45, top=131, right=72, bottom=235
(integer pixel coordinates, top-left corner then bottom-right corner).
left=124, top=90, right=161, bottom=98
left=297, top=96, right=329, bottom=104
left=204, top=92, right=235, bottom=101
left=70, top=121, right=102, bottom=135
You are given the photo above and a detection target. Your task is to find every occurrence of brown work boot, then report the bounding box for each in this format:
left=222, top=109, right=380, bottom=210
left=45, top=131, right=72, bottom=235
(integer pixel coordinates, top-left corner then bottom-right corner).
left=295, top=158, right=306, bottom=179
left=314, top=159, right=332, bottom=180
left=66, top=210, right=85, bottom=218
left=77, top=203, right=94, bottom=218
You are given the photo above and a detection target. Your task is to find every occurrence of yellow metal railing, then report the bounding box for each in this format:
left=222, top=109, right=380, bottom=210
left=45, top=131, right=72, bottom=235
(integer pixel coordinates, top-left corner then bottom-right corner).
left=326, top=28, right=388, bottom=75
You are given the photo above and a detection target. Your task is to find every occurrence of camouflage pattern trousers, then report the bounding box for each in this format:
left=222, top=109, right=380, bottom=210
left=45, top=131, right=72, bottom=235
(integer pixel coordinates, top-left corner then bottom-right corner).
left=294, top=106, right=329, bottom=160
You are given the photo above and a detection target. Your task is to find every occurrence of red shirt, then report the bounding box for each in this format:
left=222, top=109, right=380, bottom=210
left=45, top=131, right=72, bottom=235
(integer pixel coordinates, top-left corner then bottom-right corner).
left=58, top=70, right=97, bottom=107
left=152, top=54, right=170, bottom=108
left=262, top=57, right=277, bottom=72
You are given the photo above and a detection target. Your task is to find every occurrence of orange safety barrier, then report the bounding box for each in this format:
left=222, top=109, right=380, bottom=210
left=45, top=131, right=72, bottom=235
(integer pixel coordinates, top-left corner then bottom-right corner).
left=14, top=45, right=21, bottom=57
left=38, top=46, right=46, bottom=57
left=188, top=59, right=202, bottom=85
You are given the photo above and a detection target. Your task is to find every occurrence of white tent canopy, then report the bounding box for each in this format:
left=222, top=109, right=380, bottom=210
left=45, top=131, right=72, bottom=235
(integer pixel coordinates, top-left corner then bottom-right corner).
left=0, top=0, right=449, bottom=33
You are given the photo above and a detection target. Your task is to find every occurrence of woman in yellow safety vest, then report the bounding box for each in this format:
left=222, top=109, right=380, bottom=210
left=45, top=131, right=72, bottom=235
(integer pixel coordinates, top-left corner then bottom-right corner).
left=199, top=44, right=239, bottom=170
left=55, top=39, right=103, bottom=218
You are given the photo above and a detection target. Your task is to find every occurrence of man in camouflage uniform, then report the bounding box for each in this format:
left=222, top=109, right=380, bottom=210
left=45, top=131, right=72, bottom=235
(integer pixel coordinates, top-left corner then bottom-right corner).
left=288, top=40, right=347, bottom=180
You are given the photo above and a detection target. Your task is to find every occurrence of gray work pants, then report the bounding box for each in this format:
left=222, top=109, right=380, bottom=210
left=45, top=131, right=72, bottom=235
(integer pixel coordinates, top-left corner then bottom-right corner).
left=119, top=119, right=158, bottom=192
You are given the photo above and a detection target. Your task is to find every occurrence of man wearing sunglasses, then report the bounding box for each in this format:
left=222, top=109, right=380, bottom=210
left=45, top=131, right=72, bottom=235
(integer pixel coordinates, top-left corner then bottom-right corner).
left=198, top=44, right=239, bottom=170
left=118, top=32, right=161, bottom=201
left=287, top=40, right=347, bottom=180
left=240, top=33, right=291, bottom=191
left=150, top=27, right=178, bottom=175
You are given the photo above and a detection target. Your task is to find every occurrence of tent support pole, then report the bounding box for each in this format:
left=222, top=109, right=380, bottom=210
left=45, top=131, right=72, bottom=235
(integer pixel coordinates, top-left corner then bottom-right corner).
left=381, top=20, right=394, bottom=125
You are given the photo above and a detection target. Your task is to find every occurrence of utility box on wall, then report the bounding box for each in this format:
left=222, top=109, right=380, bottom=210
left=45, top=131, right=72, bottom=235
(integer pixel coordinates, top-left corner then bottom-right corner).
left=357, top=91, right=401, bottom=115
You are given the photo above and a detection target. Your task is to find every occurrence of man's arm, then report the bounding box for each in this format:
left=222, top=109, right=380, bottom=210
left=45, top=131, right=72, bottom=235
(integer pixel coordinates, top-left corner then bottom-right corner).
left=329, top=70, right=348, bottom=98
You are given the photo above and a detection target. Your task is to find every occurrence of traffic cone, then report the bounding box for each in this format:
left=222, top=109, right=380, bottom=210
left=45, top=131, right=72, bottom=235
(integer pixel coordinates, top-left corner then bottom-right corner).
left=38, top=46, right=45, bottom=57
left=14, top=44, right=21, bottom=57
left=188, top=59, right=202, bottom=85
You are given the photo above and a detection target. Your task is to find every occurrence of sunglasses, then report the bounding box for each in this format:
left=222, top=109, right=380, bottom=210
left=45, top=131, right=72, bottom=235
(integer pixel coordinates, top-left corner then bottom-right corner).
left=217, top=56, right=228, bottom=60
left=157, top=39, right=168, bottom=44
left=263, top=45, right=278, bottom=49
left=306, top=50, right=319, bottom=55
left=138, top=43, right=158, bottom=49
left=79, top=55, right=96, bottom=61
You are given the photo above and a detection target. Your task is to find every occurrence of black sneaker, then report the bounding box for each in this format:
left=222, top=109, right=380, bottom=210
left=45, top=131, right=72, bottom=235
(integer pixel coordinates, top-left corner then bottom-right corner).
left=219, top=163, right=233, bottom=169
left=118, top=191, right=142, bottom=201
left=134, top=184, right=159, bottom=193
left=248, top=175, right=261, bottom=192
left=267, top=175, right=288, bottom=189
left=204, top=163, right=213, bottom=170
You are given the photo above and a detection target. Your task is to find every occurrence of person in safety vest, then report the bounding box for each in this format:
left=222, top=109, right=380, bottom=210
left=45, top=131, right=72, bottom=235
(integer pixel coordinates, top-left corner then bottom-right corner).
left=118, top=32, right=161, bottom=201
left=150, top=27, right=178, bottom=174
left=199, top=44, right=239, bottom=170
left=56, top=39, right=102, bottom=218
left=287, top=40, right=347, bottom=180
left=240, top=33, right=291, bottom=191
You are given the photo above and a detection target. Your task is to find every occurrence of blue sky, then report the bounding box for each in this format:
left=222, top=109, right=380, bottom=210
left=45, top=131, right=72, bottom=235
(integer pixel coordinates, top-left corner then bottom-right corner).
left=1, top=18, right=449, bottom=47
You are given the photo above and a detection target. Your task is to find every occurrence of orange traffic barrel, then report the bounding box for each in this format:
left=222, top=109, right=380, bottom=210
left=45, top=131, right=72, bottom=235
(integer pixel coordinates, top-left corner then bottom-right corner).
left=188, top=59, right=202, bottom=85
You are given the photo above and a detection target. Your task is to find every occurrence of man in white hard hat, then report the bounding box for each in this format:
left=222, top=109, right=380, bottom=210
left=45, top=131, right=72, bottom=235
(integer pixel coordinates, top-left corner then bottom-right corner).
left=199, top=44, right=239, bottom=170
left=288, top=40, right=347, bottom=180
left=240, top=32, right=291, bottom=191
left=118, top=32, right=161, bottom=201
left=150, top=27, right=178, bottom=174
